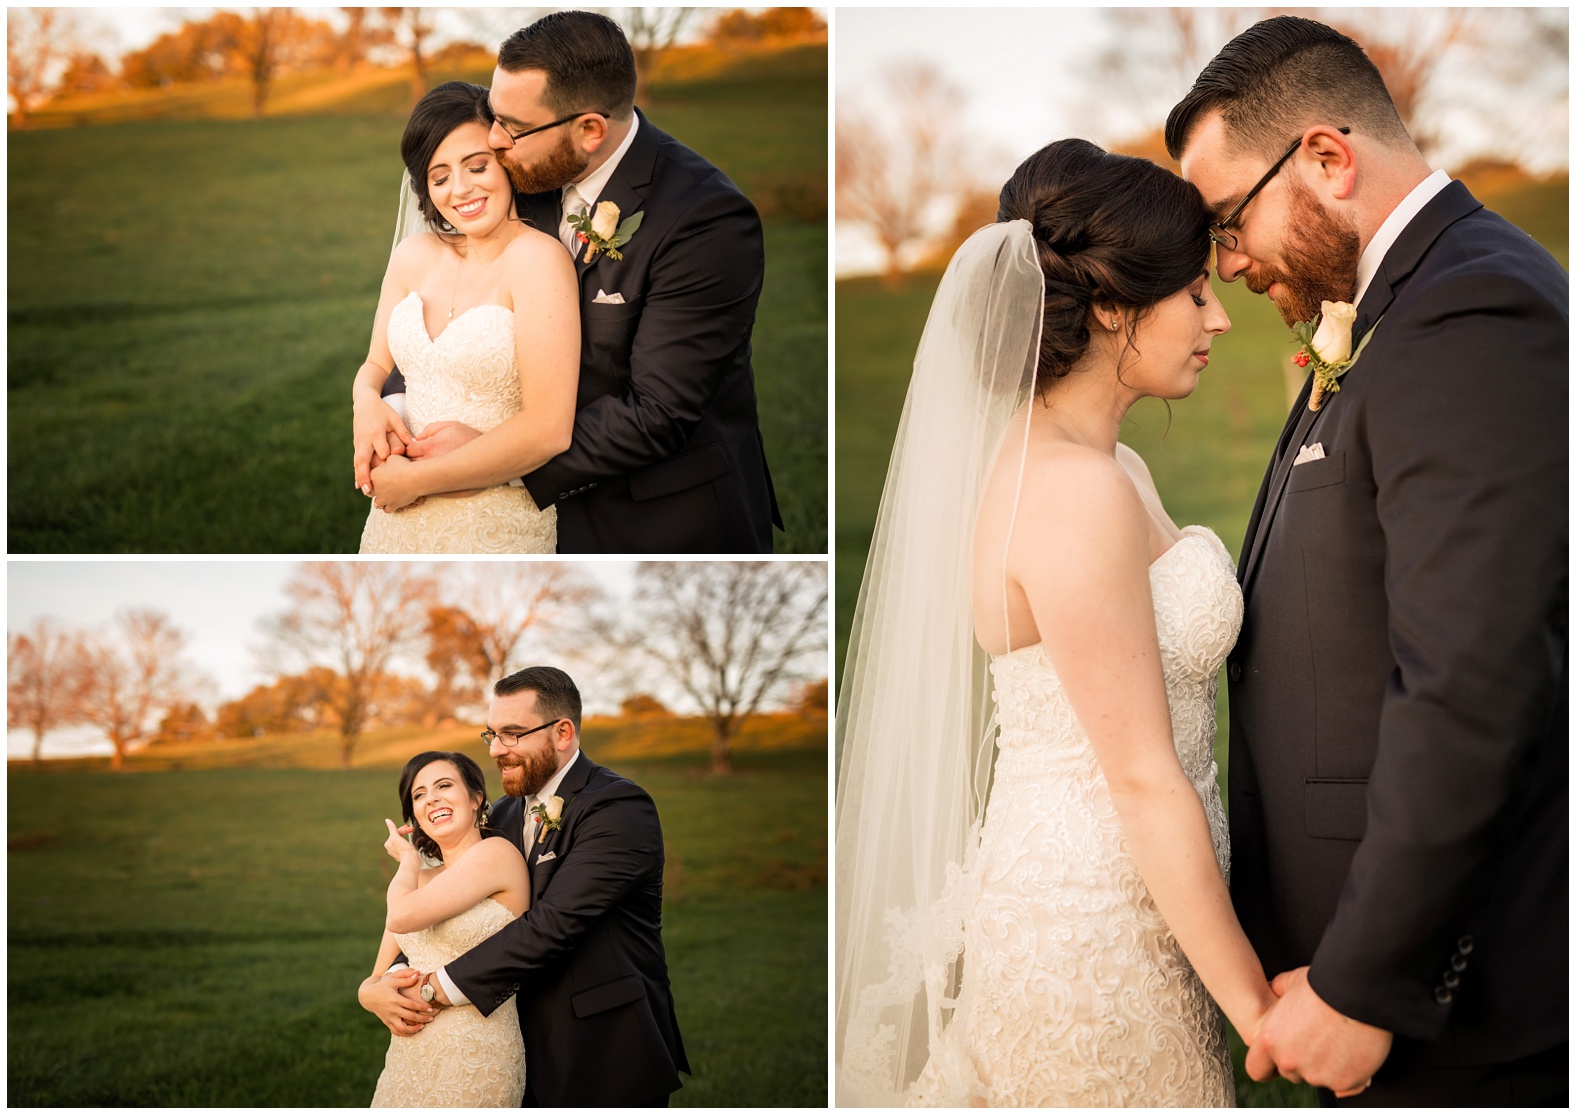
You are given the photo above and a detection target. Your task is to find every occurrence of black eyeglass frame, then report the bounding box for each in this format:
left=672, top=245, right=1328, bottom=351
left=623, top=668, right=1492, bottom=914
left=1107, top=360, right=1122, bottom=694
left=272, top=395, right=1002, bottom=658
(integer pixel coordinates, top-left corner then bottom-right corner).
left=480, top=720, right=564, bottom=747
left=1209, top=127, right=1350, bottom=250
left=492, top=109, right=610, bottom=146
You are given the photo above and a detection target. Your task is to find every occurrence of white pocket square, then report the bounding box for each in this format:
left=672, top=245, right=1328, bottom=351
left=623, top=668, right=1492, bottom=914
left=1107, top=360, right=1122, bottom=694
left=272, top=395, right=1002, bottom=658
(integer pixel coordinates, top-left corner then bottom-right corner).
left=592, top=289, right=625, bottom=305
left=535, top=850, right=557, bottom=864
left=1293, top=442, right=1326, bottom=466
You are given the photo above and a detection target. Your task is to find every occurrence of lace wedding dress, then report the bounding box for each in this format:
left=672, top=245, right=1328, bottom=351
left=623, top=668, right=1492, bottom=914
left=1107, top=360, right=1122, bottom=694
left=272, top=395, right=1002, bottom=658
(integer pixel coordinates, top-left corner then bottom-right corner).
left=359, top=292, right=556, bottom=553
left=854, top=525, right=1243, bottom=1107
left=370, top=896, right=526, bottom=1107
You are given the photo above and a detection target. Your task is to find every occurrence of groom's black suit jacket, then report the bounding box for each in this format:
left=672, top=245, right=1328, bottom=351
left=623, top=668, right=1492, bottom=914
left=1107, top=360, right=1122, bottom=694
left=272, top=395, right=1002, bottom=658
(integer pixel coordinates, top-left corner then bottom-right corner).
left=1226, top=181, right=1567, bottom=1070
left=446, top=752, right=688, bottom=1106
left=516, top=111, right=781, bottom=553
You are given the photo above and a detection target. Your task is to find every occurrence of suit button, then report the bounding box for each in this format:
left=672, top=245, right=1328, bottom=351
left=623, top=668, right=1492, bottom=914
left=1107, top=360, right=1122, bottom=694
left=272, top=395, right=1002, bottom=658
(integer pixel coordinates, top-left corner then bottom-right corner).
left=1434, top=985, right=1454, bottom=1005
left=1442, top=971, right=1461, bottom=989
left=1450, top=954, right=1468, bottom=972
left=1227, top=661, right=1242, bottom=682
left=1457, top=935, right=1474, bottom=955
left=558, top=492, right=569, bottom=499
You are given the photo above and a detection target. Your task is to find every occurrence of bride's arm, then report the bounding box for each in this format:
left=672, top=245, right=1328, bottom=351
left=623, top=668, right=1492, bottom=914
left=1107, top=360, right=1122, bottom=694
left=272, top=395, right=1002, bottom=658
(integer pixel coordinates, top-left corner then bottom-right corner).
left=1013, top=450, right=1277, bottom=1043
left=353, top=240, right=421, bottom=492
left=370, top=232, right=579, bottom=508
left=385, top=836, right=529, bottom=934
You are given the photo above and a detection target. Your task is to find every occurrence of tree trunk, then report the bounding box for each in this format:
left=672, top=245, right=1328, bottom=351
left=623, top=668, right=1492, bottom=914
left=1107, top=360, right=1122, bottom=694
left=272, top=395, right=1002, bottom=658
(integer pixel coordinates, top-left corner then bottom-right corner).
left=340, top=729, right=357, bottom=768
left=710, top=726, right=735, bottom=776
left=110, top=735, right=127, bottom=772
left=31, top=726, right=44, bottom=765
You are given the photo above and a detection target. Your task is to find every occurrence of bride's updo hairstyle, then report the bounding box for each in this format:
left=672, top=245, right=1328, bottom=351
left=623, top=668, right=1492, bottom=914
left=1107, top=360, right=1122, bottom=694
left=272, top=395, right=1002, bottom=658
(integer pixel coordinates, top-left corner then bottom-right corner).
left=998, top=139, right=1212, bottom=397
left=401, top=81, right=496, bottom=237
left=398, top=750, right=494, bottom=863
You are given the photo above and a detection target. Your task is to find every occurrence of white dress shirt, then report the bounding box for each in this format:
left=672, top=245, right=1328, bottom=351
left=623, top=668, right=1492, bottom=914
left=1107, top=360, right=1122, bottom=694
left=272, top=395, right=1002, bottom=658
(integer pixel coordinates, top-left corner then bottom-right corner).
left=556, top=114, right=641, bottom=257
left=432, top=749, right=582, bottom=1006
left=1352, top=169, right=1452, bottom=308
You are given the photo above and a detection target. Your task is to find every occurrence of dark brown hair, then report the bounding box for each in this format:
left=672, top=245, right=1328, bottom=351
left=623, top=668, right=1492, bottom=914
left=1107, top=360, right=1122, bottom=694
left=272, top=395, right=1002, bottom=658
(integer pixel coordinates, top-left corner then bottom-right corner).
left=495, top=665, right=583, bottom=733
left=1164, top=16, right=1413, bottom=163
left=497, top=11, right=636, bottom=121
left=400, top=81, right=495, bottom=237
left=997, top=138, right=1211, bottom=396
left=398, top=750, right=492, bottom=863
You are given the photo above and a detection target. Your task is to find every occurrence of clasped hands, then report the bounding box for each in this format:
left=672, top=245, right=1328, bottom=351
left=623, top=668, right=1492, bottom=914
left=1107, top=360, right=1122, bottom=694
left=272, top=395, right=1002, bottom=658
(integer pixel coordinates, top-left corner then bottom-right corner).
left=353, top=400, right=486, bottom=512
left=1246, top=966, right=1392, bottom=1098
left=358, top=965, right=451, bottom=1037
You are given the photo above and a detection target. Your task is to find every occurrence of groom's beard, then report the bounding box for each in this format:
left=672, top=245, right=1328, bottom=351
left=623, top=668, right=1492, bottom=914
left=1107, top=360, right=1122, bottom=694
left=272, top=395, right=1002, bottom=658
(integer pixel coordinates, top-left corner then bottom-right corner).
left=496, top=743, right=560, bottom=798
left=502, top=129, right=591, bottom=196
left=1244, top=177, right=1361, bottom=326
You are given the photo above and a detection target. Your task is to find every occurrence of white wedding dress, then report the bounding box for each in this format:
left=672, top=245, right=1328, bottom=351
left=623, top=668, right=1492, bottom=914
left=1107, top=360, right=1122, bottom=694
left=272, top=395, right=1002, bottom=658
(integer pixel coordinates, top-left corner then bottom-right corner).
left=872, top=525, right=1243, bottom=1107
left=359, top=292, right=556, bottom=553
left=370, top=897, right=527, bottom=1107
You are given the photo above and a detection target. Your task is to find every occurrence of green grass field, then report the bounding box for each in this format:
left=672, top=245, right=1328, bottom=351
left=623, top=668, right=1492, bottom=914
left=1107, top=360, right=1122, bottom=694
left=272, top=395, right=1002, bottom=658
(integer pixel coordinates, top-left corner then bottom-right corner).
left=7, top=740, right=827, bottom=1106
left=8, top=49, right=827, bottom=554
left=834, top=178, right=1567, bottom=1106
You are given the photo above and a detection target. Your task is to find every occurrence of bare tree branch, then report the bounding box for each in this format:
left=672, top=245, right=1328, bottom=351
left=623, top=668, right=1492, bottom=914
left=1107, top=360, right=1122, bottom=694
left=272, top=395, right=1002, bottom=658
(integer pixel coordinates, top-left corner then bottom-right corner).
left=8, top=617, right=87, bottom=765
left=625, top=562, right=826, bottom=774
left=70, top=610, right=196, bottom=772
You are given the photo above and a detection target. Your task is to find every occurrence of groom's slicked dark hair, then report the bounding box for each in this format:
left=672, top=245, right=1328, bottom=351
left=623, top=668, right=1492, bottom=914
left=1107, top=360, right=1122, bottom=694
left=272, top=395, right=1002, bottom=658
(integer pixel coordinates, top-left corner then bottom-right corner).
left=496, top=665, right=583, bottom=733
left=497, top=11, right=637, bottom=121
left=1165, top=16, right=1414, bottom=163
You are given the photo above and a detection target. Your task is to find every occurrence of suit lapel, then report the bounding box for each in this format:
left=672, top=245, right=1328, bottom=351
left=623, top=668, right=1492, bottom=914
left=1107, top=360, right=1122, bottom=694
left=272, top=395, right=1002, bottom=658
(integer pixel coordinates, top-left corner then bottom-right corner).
left=527, top=751, right=596, bottom=890
left=575, top=109, right=660, bottom=280
left=1239, top=179, right=1484, bottom=592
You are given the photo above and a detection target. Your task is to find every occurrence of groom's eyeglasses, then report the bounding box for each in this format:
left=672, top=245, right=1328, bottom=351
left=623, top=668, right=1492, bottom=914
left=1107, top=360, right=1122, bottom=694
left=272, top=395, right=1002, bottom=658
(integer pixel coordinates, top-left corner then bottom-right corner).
left=1208, top=127, right=1350, bottom=251
left=492, top=110, right=609, bottom=146
left=481, top=720, right=563, bottom=747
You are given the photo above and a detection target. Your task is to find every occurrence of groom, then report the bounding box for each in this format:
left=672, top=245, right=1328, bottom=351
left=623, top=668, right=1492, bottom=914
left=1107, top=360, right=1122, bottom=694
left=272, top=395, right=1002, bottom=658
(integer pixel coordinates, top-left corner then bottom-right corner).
left=362, top=666, right=688, bottom=1106
left=388, top=10, right=781, bottom=553
left=1168, top=16, right=1567, bottom=1106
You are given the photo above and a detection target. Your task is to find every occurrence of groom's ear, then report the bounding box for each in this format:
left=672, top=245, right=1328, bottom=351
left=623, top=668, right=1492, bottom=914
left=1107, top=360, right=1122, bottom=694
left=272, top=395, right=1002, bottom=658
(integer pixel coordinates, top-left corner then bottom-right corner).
left=1303, top=126, right=1357, bottom=201
left=573, top=113, right=610, bottom=156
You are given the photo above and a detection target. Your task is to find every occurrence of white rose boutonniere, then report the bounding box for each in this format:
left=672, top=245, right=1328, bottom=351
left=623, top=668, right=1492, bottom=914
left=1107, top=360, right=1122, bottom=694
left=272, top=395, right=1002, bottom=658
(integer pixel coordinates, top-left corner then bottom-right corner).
left=567, top=200, right=645, bottom=264
left=1291, top=300, right=1362, bottom=412
left=530, top=795, right=565, bottom=843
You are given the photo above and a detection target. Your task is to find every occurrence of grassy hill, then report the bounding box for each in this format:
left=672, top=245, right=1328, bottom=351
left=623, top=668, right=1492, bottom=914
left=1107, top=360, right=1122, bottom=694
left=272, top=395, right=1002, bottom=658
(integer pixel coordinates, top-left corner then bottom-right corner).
left=833, top=174, right=1567, bottom=1107
left=7, top=721, right=827, bottom=1105
left=8, top=43, right=827, bottom=553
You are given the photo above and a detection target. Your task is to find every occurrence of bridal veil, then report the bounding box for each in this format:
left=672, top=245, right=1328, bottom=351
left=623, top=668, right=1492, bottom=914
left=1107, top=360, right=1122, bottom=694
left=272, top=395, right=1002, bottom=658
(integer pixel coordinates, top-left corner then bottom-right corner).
left=835, top=220, right=1044, bottom=1105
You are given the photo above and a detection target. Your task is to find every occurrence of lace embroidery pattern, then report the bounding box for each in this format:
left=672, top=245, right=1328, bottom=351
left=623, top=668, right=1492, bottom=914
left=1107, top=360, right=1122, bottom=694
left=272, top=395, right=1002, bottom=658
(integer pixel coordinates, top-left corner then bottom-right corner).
left=359, top=292, right=556, bottom=554
left=370, top=897, right=526, bottom=1107
left=843, top=526, right=1243, bottom=1107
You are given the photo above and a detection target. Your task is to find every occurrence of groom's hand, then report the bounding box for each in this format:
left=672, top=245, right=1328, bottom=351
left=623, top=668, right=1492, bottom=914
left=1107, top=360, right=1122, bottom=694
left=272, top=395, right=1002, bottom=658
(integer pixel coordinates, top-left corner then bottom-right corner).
left=358, top=967, right=437, bottom=1037
left=1246, top=966, right=1391, bottom=1097
left=406, top=420, right=481, bottom=461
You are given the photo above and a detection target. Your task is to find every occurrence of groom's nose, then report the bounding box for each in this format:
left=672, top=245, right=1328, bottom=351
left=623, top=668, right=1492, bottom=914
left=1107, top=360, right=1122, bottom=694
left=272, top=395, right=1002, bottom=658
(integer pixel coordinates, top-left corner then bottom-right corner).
left=1214, top=243, right=1251, bottom=283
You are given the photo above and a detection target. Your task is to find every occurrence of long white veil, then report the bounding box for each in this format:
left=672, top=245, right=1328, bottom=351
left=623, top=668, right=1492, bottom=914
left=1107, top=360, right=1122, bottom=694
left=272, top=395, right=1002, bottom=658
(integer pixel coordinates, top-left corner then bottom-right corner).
left=835, top=219, right=1044, bottom=1106
left=391, top=168, right=434, bottom=258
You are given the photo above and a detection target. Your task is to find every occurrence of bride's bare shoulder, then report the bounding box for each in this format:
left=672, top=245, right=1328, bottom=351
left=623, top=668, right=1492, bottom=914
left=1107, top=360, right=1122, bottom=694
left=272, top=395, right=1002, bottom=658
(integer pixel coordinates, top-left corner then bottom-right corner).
left=1011, top=441, right=1149, bottom=549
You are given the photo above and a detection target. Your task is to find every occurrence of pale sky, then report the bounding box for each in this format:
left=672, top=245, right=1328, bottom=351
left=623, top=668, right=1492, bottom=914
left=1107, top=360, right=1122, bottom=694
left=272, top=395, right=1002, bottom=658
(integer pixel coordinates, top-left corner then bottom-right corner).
left=7, top=560, right=638, bottom=759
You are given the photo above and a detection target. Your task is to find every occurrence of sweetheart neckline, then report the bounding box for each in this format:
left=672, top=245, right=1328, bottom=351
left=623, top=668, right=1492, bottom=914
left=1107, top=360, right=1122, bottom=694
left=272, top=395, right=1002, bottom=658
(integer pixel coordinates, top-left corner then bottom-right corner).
left=398, top=290, right=512, bottom=345
left=990, top=526, right=1231, bottom=662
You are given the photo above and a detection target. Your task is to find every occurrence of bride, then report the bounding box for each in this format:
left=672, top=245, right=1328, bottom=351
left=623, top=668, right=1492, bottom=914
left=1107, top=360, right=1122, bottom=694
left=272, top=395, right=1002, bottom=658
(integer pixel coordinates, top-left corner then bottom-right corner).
left=837, top=140, right=1287, bottom=1106
left=366, top=750, right=529, bottom=1106
left=353, top=81, right=578, bottom=553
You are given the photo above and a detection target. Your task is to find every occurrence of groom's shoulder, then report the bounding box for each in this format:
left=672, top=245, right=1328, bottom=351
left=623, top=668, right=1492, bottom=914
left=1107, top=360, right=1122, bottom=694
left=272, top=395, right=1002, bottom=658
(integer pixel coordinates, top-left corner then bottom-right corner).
left=580, top=759, right=654, bottom=802
left=644, top=121, right=751, bottom=209
left=1424, top=204, right=1567, bottom=308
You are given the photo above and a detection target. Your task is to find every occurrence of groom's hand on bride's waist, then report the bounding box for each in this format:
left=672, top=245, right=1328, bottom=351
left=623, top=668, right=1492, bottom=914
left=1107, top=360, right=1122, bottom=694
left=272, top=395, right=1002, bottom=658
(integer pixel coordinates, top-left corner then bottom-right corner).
left=359, top=966, right=439, bottom=1037
left=406, top=420, right=482, bottom=461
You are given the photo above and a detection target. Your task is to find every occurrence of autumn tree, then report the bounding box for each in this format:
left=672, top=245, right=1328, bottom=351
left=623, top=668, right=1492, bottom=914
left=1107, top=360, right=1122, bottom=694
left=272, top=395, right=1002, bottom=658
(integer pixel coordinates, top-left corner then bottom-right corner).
left=424, top=603, right=487, bottom=724
left=7, top=618, right=86, bottom=765
left=214, top=666, right=341, bottom=738
left=7, top=8, right=79, bottom=127
left=152, top=702, right=212, bottom=745
left=793, top=677, right=829, bottom=716
left=710, top=8, right=826, bottom=43
left=72, top=610, right=196, bottom=772
left=381, top=7, right=438, bottom=105
left=837, top=61, right=969, bottom=284
left=443, top=563, right=602, bottom=684
left=620, top=693, right=672, bottom=719
left=625, top=562, right=827, bottom=775
left=56, top=50, right=118, bottom=98
left=263, top=562, right=436, bottom=767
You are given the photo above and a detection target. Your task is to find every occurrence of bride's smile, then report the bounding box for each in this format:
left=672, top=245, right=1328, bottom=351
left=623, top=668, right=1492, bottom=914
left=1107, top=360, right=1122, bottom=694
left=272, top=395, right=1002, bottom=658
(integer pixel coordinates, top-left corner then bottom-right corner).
left=425, top=120, right=515, bottom=240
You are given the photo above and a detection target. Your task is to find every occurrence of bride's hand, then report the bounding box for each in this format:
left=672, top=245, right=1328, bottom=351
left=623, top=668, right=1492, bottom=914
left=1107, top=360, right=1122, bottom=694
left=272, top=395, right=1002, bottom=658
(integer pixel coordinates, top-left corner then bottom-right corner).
left=353, top=396, right=413, bottom=494
left=368, top=454, right=426, bottom=512
left=383, top=819, right=421, bottom=867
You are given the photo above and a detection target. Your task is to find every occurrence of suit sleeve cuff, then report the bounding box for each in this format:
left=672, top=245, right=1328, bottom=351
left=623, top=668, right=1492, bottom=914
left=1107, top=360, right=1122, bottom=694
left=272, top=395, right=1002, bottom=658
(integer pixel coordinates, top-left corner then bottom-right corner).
left=436, top=965, right=470, bottom=1007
